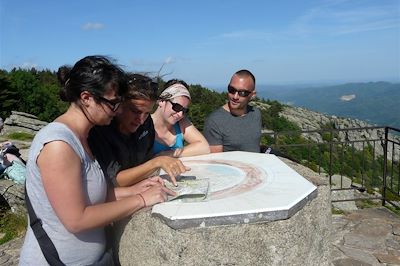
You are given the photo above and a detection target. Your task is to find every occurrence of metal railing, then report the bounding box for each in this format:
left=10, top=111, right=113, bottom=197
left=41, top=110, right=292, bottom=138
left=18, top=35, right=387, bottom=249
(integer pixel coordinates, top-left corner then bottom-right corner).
left=261, top=126, right=400, bottom=208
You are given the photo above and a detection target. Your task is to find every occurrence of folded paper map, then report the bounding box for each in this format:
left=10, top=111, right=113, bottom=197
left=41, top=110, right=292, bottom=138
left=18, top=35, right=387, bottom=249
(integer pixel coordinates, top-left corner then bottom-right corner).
left=164, top=177, right=210, bottom=202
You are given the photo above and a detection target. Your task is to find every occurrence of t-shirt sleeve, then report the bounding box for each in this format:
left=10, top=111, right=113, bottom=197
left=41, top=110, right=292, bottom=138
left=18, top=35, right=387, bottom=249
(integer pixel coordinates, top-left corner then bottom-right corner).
left=203, top=115, right=223, bottom=146
left=88, top=127, right=119, bottom=185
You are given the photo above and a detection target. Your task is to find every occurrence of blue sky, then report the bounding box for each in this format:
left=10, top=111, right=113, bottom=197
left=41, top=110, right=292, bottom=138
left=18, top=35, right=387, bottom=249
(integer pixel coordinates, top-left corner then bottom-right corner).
left=1, top=0, right=399, bottom=87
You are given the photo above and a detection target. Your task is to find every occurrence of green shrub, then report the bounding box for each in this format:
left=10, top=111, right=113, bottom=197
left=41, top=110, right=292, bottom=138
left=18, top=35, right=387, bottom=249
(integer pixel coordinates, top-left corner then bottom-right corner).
left=6, top=132, right=34, bottom=141
left=331, top=208, right=345, bottom=215
left=0, top=210, right=27, bottom=245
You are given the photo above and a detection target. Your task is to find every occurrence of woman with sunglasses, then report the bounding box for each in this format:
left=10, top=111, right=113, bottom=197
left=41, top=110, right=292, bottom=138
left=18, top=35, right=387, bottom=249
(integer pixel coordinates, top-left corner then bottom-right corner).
left=20, top=56, right=175, bottom=266
left=151, top=79, right=210, bottom=158
left=88, top=74, right=189, bottom=187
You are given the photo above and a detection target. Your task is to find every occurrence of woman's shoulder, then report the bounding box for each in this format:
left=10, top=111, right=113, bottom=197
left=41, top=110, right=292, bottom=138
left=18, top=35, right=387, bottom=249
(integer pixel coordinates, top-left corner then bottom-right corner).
left=34, top=122, right=60, bottom=136
left=32, top=122, right=82, bottom=154
left=36, top=122, right=75, bottom=140
left=178, top=117, right=193, bottom=132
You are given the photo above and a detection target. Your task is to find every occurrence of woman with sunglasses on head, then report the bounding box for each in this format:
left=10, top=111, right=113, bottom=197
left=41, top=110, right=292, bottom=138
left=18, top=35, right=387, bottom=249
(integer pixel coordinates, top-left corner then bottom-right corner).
left=20, top=56, right=175, bottom=266
left=151, top=79, right=210, bottom=158
left=88, top=73, right=189, bottom=187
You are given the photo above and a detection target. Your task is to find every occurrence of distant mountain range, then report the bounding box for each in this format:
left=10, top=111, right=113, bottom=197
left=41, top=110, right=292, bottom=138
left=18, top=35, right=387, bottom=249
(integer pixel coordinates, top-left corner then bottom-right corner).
left=256, top=82, right=400, bottom=129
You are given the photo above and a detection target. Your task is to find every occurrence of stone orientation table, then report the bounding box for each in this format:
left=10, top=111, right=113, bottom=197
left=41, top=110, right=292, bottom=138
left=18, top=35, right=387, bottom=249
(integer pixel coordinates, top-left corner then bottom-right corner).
left=153, top=152, right=317, bottom=228
left=115, top=151, right=332, bottom=265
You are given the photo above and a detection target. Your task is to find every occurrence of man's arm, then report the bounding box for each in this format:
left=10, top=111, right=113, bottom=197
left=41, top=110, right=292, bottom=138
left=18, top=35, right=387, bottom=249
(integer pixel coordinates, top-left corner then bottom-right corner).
left=209, top=145, right=223, bottom=153
left=115, top=160, right=158, bottom=186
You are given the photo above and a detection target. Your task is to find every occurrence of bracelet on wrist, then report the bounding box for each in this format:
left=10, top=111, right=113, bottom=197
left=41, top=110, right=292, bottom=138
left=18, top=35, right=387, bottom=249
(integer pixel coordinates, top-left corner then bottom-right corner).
left=138, top=193, right=146, bottom=208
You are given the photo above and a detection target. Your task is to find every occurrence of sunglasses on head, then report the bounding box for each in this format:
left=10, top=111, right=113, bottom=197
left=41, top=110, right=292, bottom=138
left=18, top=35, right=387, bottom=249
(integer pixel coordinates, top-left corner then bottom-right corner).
left=167, top=100, right=189, bottom=114
left=227, top=85, right=252, bottom=97
left=96, top=95, right=123, bottom=112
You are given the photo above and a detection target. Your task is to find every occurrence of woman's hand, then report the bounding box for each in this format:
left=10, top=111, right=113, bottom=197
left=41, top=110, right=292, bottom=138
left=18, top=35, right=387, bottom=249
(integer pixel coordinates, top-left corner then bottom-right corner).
left=154, top=156, right=190, bottom=185
left=112, top=176, right=167, bottom=201
left=129, top=176, right=165, bottom=195
left=139, top=182, right=176, bottom=207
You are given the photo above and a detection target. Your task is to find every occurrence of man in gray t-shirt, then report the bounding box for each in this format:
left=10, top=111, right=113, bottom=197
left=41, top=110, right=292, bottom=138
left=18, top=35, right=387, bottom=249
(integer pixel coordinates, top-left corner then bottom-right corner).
left=203, top=69, right=261, bottom=153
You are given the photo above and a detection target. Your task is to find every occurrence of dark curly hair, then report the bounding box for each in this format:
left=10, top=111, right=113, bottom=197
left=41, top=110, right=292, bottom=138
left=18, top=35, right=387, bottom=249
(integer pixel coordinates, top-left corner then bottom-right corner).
left=57, top=55, right=127, bottom=103
left=125, top=73, right=158, bottom=101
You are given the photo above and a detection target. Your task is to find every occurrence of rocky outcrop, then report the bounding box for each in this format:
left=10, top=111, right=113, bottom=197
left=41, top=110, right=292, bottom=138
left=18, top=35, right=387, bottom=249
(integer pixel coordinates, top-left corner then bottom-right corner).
left=279, top=105, right=399, bottom=160
left=0, top=236, right=23, bottom=265
left=2, top=111, right=48, bottom=136
left=281, top=105, right=377, bottom=133
left=0, top=179, right=25, bottom=215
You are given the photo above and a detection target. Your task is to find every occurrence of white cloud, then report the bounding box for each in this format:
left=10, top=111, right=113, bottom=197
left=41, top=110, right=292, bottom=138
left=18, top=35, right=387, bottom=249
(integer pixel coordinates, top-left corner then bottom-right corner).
left=333, top=18, right=399, bottom=35
left=217, top=30, right=272, bottom=42
left=81, top=22, right=104, bottom=30
left=164, top=56, right=173, bottom=64
left=291, top=2, right=400, bottom=37
left=128, top=57, right=175, bottom=77
left=20, top=62, right=38, bottom=69
left=130, top=57, right=174, bottom=68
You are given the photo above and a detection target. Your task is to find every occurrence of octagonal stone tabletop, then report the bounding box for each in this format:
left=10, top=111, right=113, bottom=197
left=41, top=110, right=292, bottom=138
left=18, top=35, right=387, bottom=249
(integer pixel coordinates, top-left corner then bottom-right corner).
left=152, top=151, right=317, bottom=229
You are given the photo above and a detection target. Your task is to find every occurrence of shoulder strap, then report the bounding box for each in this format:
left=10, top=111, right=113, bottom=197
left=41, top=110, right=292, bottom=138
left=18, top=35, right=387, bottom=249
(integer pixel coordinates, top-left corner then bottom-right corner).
left=173, top=123, right=184, bottom=147
left=173, top=122, right=182, bottom=134
left=25, top=185, right=65, bottom=266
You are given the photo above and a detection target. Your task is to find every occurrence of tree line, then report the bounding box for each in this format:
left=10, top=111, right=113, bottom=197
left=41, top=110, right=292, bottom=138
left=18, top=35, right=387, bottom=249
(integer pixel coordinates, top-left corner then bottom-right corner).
left=0, top=67, right=296, bottom=134
left=0, top=68, right=68, bottom=121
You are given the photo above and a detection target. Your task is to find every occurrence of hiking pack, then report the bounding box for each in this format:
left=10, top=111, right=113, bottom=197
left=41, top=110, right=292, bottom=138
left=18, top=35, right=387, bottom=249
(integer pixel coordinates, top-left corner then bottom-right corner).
left=0, top=143, right=26, bottom=184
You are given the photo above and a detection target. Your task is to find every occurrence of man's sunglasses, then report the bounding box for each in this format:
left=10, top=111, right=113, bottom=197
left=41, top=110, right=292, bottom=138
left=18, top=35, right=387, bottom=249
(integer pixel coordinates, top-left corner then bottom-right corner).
left=96, top=95, right=123, bottom=112
left=227, top=85, right=252, bottom=97
left=167, top=100, right=189, bottom=114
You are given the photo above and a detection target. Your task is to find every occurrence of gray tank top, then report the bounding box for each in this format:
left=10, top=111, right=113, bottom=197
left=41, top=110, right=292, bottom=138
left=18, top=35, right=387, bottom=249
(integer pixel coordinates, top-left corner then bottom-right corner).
left=19, top=122, right=107, bottom=265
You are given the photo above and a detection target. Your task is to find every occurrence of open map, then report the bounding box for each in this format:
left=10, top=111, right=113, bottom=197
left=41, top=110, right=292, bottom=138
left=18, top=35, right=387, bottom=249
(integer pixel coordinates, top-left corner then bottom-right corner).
left=164, top=177, right=210, bottom=202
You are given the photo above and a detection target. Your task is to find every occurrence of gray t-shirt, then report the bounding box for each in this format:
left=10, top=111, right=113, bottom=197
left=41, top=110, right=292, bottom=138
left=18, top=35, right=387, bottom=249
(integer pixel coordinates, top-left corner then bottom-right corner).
left=203, top=106, right=262, bottom=152
left=19, top=122, right=107, bottom=265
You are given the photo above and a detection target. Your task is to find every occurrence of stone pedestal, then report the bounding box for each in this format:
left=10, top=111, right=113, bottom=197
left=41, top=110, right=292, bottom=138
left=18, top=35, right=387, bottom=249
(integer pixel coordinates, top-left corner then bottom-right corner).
left=116, top=152, right=332, bottom=265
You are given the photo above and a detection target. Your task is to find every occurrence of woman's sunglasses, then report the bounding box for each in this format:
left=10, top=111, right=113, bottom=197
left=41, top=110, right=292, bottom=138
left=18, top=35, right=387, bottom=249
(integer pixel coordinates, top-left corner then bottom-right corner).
left=96, top=95, right=123, bottom=112
left=227, top=85, right=252, bottom=97
left=167, top=100, right=189, bottom=114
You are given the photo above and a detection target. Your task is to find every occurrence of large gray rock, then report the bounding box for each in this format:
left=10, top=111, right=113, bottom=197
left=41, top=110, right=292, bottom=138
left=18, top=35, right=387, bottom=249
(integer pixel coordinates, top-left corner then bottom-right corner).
left=2, top=111, right=48, bottom=135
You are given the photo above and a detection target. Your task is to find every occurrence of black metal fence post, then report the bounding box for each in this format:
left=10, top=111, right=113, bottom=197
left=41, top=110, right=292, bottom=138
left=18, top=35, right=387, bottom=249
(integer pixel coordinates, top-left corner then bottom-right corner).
left=382, top=127, right=388, bottom=206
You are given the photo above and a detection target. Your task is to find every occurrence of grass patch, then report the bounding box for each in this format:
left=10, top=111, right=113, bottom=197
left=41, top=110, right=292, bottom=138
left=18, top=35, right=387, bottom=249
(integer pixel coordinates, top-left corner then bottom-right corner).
left=331, top=208, right=345, bottom=215
left=384, top=189, right=400, bottom=202
left=0, top=209, right=27, bottom=245
left=384, top=204, right=400, bottom=216
left=6, top=132, right=34, bottom=141
left=355, top=199, right=381, bottom=209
